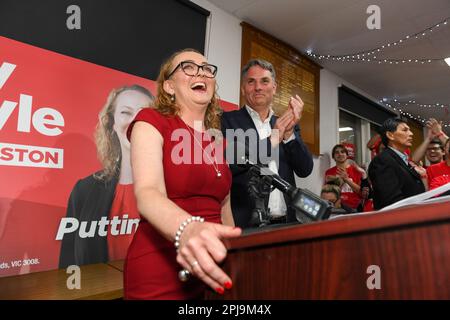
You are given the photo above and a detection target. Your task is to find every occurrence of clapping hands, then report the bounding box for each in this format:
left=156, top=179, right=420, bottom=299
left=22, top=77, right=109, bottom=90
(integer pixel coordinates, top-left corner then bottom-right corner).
left=272, top=95, right=304, bottom=145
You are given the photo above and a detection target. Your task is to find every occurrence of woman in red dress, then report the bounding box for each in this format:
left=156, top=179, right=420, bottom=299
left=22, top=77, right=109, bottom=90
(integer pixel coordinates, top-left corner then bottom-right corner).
left=125, top=49, right=241, bottom=299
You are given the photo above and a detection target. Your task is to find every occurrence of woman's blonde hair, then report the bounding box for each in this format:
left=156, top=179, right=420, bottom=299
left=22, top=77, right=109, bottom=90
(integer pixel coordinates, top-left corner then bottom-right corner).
left=321, top=183, right=341, bottom=199
left=154, top=48, right=222, bottom=130
left=324, top=175, right=344, bottom=188
left=94, top=85, right=154, bottom=181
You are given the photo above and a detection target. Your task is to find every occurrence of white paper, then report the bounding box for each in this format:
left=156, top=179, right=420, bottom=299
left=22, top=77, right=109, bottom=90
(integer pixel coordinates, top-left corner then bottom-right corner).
left=380, top=182, right=450, bottom=211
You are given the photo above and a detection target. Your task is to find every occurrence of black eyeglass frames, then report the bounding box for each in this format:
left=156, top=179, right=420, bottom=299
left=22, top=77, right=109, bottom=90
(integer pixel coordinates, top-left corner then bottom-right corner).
left=168, top=61, right=218, bottom=79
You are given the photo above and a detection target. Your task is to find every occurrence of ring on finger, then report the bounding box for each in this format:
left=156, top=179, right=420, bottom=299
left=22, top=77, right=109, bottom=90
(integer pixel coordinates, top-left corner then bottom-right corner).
left=190, top=260, right=199, bottom=269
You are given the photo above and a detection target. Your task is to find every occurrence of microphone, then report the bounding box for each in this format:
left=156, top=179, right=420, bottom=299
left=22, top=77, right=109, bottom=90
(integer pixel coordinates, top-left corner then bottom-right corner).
left=228, top=138, right=293, bottom=194
left=241, top=157, right=294, bottom=195
left=227, top=140, right=332, bottom=225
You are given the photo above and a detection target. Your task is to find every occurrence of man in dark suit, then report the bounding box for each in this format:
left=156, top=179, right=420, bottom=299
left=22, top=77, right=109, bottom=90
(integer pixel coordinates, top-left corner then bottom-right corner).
left=221, top=59, right=313, bottom=228
left=368, top=118, right=426, bottom=209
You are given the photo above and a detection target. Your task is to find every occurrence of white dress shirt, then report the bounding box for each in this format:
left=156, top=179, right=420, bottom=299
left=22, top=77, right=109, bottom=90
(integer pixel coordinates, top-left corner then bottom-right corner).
left=245, top=105, right=293, bottom=218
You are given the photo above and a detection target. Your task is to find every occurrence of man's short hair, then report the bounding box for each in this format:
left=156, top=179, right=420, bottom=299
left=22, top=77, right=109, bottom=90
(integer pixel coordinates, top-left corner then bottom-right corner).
left=428, top=138, right=444, bottom=151
left=241, top=59, right=276, bottom=81
left=380, top=117, right=408, bottom=147
left=332, top=144, right=349, bottom=158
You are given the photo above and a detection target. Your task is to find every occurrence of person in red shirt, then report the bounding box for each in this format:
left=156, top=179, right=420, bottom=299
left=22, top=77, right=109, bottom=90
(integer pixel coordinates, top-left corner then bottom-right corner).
left=325, top=144, right=362, bottom=209
left=411, top=118, right=448, bottom=169
left=427, top=138, right=450, bottom=190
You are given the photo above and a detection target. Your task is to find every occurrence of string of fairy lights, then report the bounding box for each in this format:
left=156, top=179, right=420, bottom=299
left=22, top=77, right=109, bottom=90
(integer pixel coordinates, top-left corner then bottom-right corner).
left=305, top=17, right=450, bottom=64
left=381, top=99, right=450, bottom=128
left=305, top=16, right=450, bottom=128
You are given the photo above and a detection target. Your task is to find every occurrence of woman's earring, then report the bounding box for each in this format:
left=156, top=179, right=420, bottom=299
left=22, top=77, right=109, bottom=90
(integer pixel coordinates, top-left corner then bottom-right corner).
left=170, top=94, right=175, bottom=103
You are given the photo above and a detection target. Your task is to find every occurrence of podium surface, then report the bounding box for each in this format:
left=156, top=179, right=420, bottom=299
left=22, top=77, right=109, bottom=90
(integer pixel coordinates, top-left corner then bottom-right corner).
left=207, top=200, right=450, bottom=299
left=1, top=201, right=448, bottom=300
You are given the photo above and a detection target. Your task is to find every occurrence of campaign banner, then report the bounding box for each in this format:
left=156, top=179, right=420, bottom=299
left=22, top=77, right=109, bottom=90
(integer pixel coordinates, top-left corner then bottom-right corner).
left=0, top=36, right=238, bottom=278
left=0, top=36, right=158, bottom=277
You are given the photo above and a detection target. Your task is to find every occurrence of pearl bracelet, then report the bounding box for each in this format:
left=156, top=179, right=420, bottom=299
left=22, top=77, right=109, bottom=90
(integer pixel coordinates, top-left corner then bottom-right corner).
left=174, top=216, right=205, bottom=250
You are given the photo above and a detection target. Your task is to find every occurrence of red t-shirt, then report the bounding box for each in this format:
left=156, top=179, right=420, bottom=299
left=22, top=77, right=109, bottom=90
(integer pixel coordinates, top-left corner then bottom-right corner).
left=325, top=165, right=362, bottom=209
left=107, top=184, right=140, bottom=261
left=426, top=161, right=450, bottom=190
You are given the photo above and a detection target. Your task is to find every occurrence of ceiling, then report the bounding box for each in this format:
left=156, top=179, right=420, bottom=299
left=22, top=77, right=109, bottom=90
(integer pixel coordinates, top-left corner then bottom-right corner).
left=208, top=0, right=450, bottom=132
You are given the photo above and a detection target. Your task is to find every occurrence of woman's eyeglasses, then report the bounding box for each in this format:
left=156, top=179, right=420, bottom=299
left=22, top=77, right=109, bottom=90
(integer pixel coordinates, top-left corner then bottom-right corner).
left=168, top=61, right=218, bottom=79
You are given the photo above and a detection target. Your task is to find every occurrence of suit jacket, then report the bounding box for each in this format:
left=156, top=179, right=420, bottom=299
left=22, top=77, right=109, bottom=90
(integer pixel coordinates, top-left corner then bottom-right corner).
left=221, top=107, right=313, bottom=228
left=59, top=172, right=117, bottom=268
left=368, top=147, right=425, bottom=210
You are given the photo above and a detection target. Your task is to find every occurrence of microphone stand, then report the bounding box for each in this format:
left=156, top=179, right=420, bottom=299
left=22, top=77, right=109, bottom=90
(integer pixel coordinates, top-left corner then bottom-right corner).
left=247, top=166, right=272, bottom=227
left=243, top=159, right=332, bottom=226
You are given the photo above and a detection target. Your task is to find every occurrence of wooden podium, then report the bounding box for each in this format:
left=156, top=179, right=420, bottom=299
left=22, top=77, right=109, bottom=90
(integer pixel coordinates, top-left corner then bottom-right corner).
left=206, top=200, right=450, bottom=299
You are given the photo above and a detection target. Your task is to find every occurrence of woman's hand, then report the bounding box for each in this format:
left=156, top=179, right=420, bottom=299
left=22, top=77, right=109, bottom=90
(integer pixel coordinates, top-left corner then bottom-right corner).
left=409, top=161, right=427, bottom=180
left=336, top=166, right=349, bottom=181
left=175, top=222, right=241, bottom=294
left=412, top=164, right=427, bottom=177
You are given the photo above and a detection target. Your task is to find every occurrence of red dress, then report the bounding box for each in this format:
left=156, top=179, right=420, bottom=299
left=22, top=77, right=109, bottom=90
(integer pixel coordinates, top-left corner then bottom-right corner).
left=107, top=184, right=140, bottom=261
left=124, top=108, right=231, bottom=300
